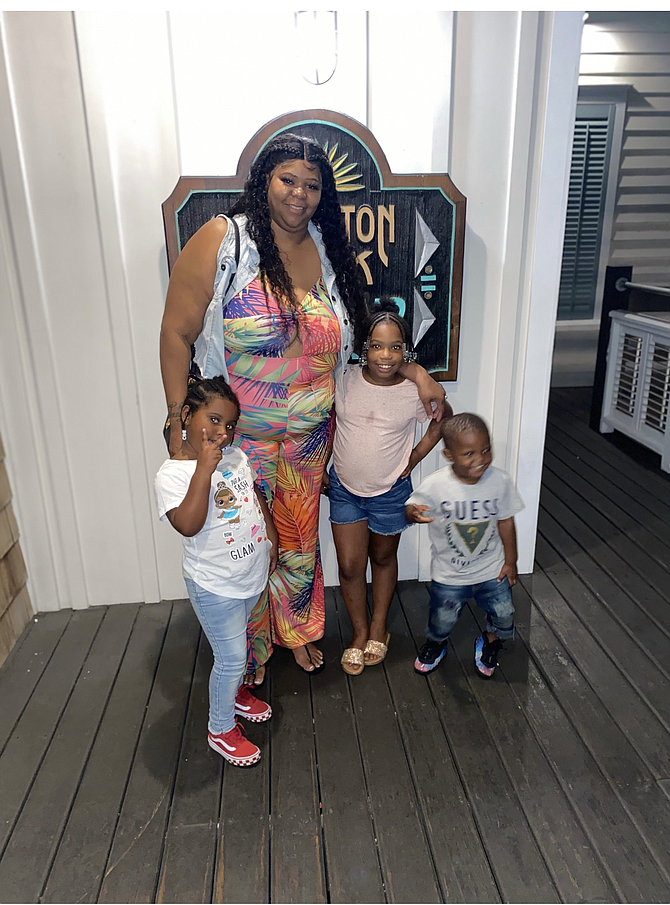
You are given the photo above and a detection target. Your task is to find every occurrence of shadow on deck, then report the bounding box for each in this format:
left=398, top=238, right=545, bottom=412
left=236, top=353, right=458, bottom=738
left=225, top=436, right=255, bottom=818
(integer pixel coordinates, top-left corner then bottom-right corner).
left=1, top=388, right=670, bottom=904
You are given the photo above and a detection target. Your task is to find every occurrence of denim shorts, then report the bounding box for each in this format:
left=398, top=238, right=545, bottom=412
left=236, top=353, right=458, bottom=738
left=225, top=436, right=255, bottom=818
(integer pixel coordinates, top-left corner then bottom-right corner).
left=327, top=465, right=412, bottom=536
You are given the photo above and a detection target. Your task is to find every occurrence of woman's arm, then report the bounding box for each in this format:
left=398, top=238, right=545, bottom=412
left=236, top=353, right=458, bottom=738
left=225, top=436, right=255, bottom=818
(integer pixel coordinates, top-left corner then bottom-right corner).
left=160, top=218, right=228, bottom=454
left=398, top=361, right=450, bottom=420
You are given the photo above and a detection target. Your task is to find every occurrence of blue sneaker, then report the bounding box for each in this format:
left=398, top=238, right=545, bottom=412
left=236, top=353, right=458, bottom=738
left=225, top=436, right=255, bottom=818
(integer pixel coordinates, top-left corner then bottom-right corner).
left=414, top=639, right=447, bottom=674
left=474, top=633, right=504, bottom=679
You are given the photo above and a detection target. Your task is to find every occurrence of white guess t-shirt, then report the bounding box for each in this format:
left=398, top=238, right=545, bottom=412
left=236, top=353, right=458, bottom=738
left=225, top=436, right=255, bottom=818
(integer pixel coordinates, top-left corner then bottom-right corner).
left=155, top=446, right=270, bottom=598
left=407, top=464, right=524, bottom=585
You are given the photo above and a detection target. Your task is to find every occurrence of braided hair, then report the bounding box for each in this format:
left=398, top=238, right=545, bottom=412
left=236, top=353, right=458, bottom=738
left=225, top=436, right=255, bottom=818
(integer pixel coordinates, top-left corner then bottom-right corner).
left=181, top=375, right=240, bottom=425
left=228, top=133, right=365, bottom=320
left=355, top=296, right=415, bottom=358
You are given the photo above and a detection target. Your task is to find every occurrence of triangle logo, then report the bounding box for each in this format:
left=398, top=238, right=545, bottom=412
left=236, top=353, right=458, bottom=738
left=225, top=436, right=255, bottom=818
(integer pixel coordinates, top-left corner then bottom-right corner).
left=454, top=522, right=489, bottom=554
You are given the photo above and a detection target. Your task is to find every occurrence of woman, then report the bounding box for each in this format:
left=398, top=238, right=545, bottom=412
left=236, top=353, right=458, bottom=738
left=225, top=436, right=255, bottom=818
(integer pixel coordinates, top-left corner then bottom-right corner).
left=160, top=134, right=445, bottom=679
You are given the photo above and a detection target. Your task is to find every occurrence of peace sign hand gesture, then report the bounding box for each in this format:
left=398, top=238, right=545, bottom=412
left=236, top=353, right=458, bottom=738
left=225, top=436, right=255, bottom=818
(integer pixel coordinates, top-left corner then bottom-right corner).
left=195, top=428, right=224, bottom=476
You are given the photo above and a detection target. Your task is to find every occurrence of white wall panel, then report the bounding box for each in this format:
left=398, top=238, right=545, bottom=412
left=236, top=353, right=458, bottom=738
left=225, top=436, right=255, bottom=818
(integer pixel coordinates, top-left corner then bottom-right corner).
left=169, top=10, right=368, bottom=176
left=0, top=12, right=139, bottom=608
left=73, top=11, right=183, bottom=602
left=368, top=12, right=453, bottom=174
left=515, top=12, right=585, bottom=570
left=448, top=11, right=523, bottom=422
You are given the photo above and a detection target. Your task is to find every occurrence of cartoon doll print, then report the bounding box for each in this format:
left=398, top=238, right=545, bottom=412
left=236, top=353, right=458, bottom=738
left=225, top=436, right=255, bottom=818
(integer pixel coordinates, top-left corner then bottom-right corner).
left=214, top=480, right=242, bottom=524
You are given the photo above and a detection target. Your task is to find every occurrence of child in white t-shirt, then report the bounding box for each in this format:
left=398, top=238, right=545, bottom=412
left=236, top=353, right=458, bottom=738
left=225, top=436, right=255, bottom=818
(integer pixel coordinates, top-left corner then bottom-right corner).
left=155, top=376, right=278, bottom=766
left=406, top=413, right=523, bottom=679
left=325, top=299, right=452, bottom=676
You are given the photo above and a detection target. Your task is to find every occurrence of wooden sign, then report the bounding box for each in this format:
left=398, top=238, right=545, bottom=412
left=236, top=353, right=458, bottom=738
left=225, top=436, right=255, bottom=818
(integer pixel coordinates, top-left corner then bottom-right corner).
left=162, top=110, right=465, bottom=379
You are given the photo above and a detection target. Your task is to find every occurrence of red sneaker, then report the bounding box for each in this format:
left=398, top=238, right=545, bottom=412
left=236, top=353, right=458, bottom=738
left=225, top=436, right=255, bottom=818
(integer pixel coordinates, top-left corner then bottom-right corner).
left=235, top=685, right=272, bottom=722
left=208, top=722, right=261, bottom=766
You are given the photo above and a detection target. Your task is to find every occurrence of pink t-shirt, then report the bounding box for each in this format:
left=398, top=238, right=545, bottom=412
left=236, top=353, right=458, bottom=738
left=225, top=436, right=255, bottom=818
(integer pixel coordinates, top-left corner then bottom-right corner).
left=332, top=367, right=427, bottom=497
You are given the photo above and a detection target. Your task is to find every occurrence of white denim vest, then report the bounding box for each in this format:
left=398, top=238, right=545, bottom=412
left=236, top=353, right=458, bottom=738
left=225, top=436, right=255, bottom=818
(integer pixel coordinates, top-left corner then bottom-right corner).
left=194, top=214, right=354, bottom=392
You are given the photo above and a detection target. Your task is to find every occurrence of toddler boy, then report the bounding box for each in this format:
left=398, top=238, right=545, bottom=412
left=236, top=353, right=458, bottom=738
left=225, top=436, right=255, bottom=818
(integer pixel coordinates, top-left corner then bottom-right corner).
left=405, top=413, right=523, bottom=678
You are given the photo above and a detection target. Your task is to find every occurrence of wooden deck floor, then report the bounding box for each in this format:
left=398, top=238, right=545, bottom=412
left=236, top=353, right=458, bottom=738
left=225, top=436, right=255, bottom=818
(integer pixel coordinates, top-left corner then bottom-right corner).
left=1, top=389, right=670, bottom=904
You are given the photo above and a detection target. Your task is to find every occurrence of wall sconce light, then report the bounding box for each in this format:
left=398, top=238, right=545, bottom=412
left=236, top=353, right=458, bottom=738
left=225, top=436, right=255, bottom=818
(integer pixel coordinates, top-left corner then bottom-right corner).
left=294, top=10, right=338, bottom=85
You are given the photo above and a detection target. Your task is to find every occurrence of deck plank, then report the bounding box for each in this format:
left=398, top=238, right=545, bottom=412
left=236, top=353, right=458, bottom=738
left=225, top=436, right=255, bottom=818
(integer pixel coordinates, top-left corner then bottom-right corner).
left=334, top=586, right=443, bottom=905
left=539, top=489, right=670, bottom=635
left=537, top=506, right=670, bottom=648
left=42, top=602, right=172, bottom=905
left=516, top=577, right=670, bottom=886
left=454, top=600, right=618, bottom=904
left=509, top=585, right=669, bottom=902
left=97, top=601, right=200, bottom=905
left=393, top=582, right=502, bottom=904
left=0, top=610, right=70, bottom=755
left=522, top=564, right=670, bottom=774
left=0, top=604, right=139, bottom=904
left=401, top=585, right=560, bottom=904
left=0, top=608, right=104, bottom=861
left=311, top=588, right=385, bottom=905
left=544, top=447, right=670, bottom=568
left=155, top=631, right=221, bottom=905
left=270, top=647, right=326, bottom=905
left=544, top=420, right=670, bottom=523
left=535, top=533, right=670, bottom=712
left=214, top=658, right=271, bottom=904
left=542, top=470, right=670, bottom=602
left=544, top=422, right=670, bottom=538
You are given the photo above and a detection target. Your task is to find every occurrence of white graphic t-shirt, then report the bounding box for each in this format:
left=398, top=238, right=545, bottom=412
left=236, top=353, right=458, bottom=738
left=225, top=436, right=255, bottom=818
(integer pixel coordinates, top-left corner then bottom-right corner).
left=406, top=465, right=524, bottom=586
left=155, top=446, right=270, bottom=598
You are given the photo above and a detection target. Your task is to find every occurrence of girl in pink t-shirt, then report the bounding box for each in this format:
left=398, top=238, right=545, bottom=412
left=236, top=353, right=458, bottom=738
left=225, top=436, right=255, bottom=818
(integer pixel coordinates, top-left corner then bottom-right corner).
left=324, top=300, right=451, bottom=675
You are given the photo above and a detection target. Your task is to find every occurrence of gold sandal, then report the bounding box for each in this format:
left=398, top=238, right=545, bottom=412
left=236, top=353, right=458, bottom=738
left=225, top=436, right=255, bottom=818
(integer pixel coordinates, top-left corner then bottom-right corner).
left=364, top=633, right=391, bottom=666
left=341, top=648, right=365, bottom=676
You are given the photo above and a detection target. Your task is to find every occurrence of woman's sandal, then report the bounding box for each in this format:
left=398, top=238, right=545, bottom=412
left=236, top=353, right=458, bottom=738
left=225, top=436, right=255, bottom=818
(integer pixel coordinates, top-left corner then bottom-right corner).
left=364, top=633, right=391, bottom=666
left=341, top=648, right=365, bottom=676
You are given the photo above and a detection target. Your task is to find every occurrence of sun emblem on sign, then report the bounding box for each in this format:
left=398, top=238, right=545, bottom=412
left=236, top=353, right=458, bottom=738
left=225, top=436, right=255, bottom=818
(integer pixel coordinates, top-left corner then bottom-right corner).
left=323, top=142, right=364, bottom=193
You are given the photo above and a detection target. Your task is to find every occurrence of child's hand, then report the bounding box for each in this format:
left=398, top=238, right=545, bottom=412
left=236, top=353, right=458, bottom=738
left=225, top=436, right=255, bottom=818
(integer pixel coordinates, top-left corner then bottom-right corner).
left=268, top=534, right=279, bottom=574
left=266, top=520, right=279, bottom=574
left=196, top=428, right=223, bottom=475
left=405, top=503, right=434, bottom=524
left=498, top=562, right=518, bottom=586
left=320, top=471, right=330, bottom=496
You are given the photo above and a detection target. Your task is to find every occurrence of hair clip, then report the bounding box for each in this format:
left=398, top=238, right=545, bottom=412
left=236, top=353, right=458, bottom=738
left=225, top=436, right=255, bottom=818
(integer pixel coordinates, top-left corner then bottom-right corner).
left=359, top=341, right=369, bottom=367
left=403, top=345, right=417, bottom=363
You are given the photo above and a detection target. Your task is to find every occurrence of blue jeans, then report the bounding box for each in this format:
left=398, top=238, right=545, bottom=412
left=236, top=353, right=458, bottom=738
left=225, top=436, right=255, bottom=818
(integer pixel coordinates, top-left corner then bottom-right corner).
left=184, top=577, right=260, bottom=734
left=427, top=577, right=515, bottom=644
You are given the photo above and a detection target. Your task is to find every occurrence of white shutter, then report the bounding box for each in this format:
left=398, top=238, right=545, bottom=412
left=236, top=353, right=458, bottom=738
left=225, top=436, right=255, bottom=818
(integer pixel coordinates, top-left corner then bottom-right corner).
left=558, top=109, right=613, bottom=320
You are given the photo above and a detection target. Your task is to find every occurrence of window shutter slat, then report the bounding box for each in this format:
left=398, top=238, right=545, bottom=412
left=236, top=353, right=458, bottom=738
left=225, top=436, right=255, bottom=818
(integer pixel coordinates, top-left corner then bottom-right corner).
left=557, top=113, right=613, bottom=320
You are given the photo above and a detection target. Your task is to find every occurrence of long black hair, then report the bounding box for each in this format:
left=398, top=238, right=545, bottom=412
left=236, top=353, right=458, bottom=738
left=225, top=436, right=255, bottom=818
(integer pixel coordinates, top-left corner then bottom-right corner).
left=228, top=133, right=364, bottom=320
